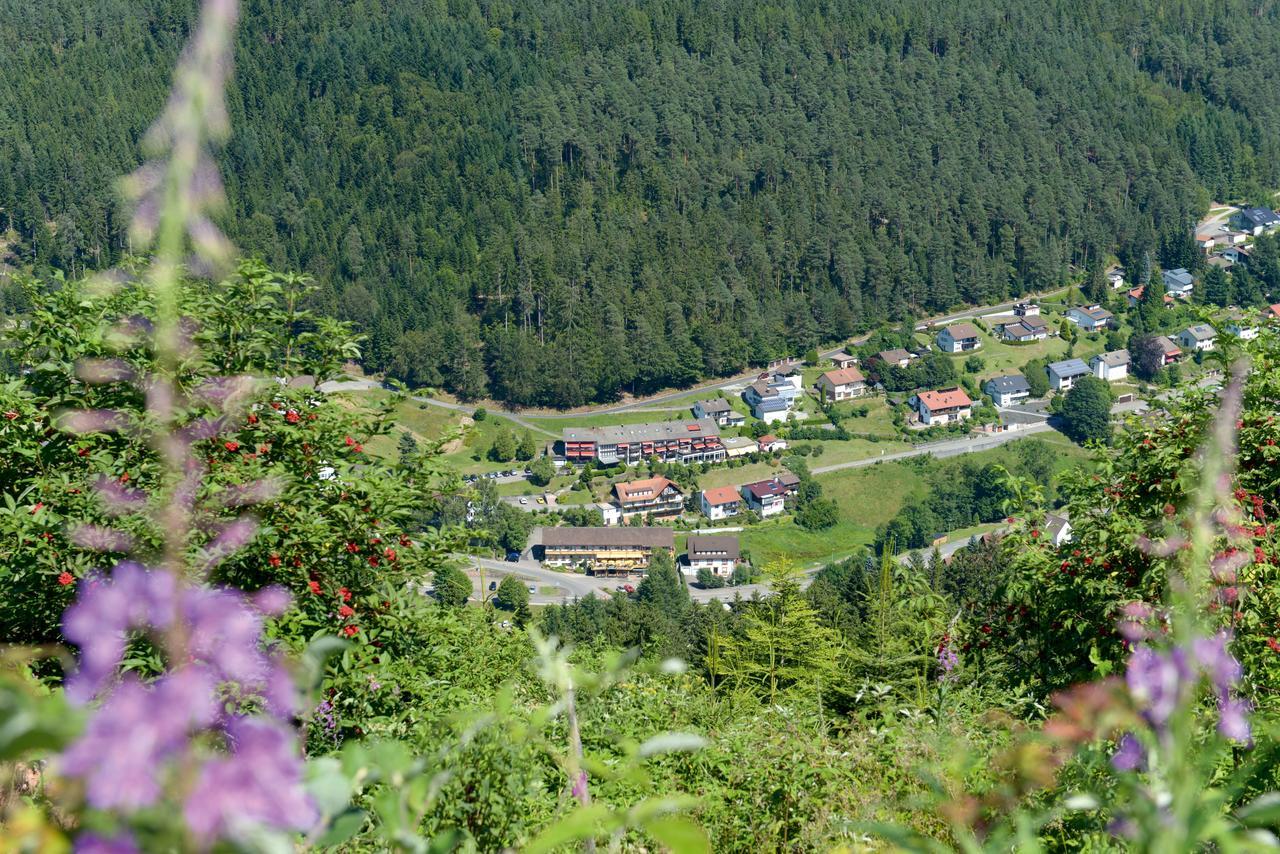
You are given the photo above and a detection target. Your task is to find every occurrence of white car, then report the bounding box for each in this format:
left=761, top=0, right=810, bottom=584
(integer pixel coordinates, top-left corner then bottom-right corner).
left=519, top=497, right=529, bottom=505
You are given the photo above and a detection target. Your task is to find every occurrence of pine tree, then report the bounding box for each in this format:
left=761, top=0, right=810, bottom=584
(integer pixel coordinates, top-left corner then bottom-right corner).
left=516, top=430, right=537, bottom=461
left=396, top=431, right=419, bottom=470
left=720, top=562, right=840, bottom=702
left=433, top=564, right=473, bottom=608
left=637, top=549, right=687, bottom=614
left=490, top=428, right=517, bottom=462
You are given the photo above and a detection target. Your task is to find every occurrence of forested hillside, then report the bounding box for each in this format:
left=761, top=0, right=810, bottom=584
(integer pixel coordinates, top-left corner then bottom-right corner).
left=4, top=0, right=1280, bottom=405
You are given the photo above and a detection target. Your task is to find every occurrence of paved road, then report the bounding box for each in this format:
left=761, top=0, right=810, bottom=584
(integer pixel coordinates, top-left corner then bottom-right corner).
left=1195, top=204, right=1239, bottom=242
left=810, top=423, right=1055, bottom=475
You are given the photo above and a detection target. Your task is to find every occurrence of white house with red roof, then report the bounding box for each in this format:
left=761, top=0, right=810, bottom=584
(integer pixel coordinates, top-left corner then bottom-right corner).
left=912, top=387, right=973, bottom=425
left=699, top=486, right=743, bottom=521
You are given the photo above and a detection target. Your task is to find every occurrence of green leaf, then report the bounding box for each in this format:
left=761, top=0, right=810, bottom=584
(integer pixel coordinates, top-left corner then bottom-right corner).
left=1237, top=792, right=1280, bottom=827
left=644, top=816, right=710, bottom=854
left=522, top=803, right=612, bottom=854
left=314, top=808, right=367, bottom=847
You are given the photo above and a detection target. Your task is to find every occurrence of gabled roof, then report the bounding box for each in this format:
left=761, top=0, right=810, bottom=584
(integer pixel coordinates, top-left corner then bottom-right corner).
left=985, top=374, right=1030, bottom=394
left=1047, top=358, right=1091, bottom=378
left=940, top=322, right=982, bottom=340
left=1002, top=321, right=1044, bottom=339
left=829, top=350, right=857, bottom=363
left=1154, top=335, right=1182, bottom=355
left=877, top=348, right=914, bottom=364
left=1238, top=206, right=1280, bottom=227
left=687, top=535, right=740, bottom=561
left=758, top=434, right=781, bottom=445
left=694, top=398, right=731, bottom=414
left=917, top=387, right=973, bottom=410
left=819, top=367, right=866, bottom=387
left=742, top=478, right=790, bottom=500
left=1070, top=305, right=1114, bottom=322
left=1267, top=303, right=1280, bottom=319
left=1092, top=350, right=1131, bottom=368
left=614, top=476, right=680, bottom=504
left=542, top=527, right=675, bottom=548
left=773, top=363, right=803, bottom=376
left=754, top=396, right=790, bottom=413
left=701, top=486, right=742, bottom=506
left=1043, top=512, right=1071, bottom=541
left=1182, top=324, right=1217, bottom=341
left=1163, top=268, right=1194, bottom=286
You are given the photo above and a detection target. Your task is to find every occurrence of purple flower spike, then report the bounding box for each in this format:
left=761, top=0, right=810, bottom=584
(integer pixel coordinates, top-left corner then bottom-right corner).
left=571, top=770, right=589, bottom=801
left=183, top=717, right=317, bottom=842
left=76, top=359, right=137, bottom=385
left=59, top=409, right=131, bottom=435
left=1191, top=633, right=1241, bottom=693
left=1125, top=646, right=1190, bottom=728
left=252, top=586, right=292, bottom=617
left=68, top=525, right=136, bottom=554
left=59, top=670, right=217, bottom=811
left=62, top=563, right=177, bottom=703
left=93, top=476, right=148, bottom=516
left=74, top=832, right=139, bottom=854
left=1110, top=732, right=1145, bottom=772
left=1218, top=696, right=1252, bottom=743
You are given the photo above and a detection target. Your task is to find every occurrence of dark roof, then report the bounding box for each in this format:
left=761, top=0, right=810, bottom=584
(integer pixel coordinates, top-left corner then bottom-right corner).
left=1048, top=358, right=1091, bottom=378
left=1182, top=324, right=1217, bottom=341
left=777, top=472, right=801, bottom=487
left=694, top=398, right=731, bottom=414
left=687, top=535, right=740, bottom=561
left=985, top=374, right=1030, bottom=394
left=742, top=478, right=790, bottom=500
left=541, top=527, right=674, bottom=548
left=1239, top=206, right=1280, bottom=227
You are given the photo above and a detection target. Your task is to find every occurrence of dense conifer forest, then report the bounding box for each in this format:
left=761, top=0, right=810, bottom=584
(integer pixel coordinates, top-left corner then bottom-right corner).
left=4, top=0, right=1280, bottom=405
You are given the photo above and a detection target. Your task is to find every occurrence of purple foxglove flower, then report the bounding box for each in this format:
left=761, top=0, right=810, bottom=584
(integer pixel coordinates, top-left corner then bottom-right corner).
left=1191, top=633, right=1241, bottom=693
left=59, top=669, right=217, bottom=811
left=1125, top=646, right=1190, bottom=728
left=68, top=525, right=136, bottom=553
left=252, top=586, right=292, bottom=616
left=1110, top=732, right=1145, bottom=771
left=62, top=563, right=177, bottom=703
left=183, top=717, right=317, bottom=842
left=571, top=770, right=589, bottom=801
left=1218, top=696, right=1252, bottom=743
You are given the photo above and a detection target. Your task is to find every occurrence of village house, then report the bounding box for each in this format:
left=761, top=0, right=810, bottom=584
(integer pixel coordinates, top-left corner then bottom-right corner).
left=1065, top=304, right=1115, bottom=333
left=1013, top=301, right=1040, bottom=317
left=1177, top=324, right=1217, bottom=353
left=1047, top=358, right=1091, bottom=392
left=983, top=374, right=1032, bottom=407
left=1043, top=512, right=1073, bottom=546
left=1224, top=313, right=1259, bottom=341
left=740, top=477, right=792, bottom=517
left=1090, top=350, right=1130, bottom=382
left=1231, top=206, right=1280, bottom=236
left=771, top=364, right=805, bottom=391
left=757, top=435, right=788, bottom=453
left=829, top=350, right=858, bottom=369
left=742, top=377, right=799, bottom=423
left=683, top=535, right=740, bottom=578
left=721, top=436, right=758, bottom=458
left=559, top=420, right=725, bottom=466
left=613, top=476, right=685, bottom=519
left=1106, top=266, right=1126, bottom=290
left=876, top=348, right=915, bottom=368
left=999, top=316, right=1049, bottom=342
left=692, top=398, right=745, bottom=427
left=1126, top=286, right=1174, bottom=308
left=936, top=322, right=983, bottom=353
left=912, top=387, right=973, bottom=425
left=540, top=527, right=675, bottom=575
left=700, top=485, right=743, bottom=520
left=596, top=502, right=622, bottom=526
left=1266, top=304, right=1280, bottom=321
left=1154, top=335, right=1183, bottom=365
left=815, top=366, right=868, bottom=403
left=1221, top=245, right=1251, bottom=265
left=1162, top=268, right=1195, bottom=299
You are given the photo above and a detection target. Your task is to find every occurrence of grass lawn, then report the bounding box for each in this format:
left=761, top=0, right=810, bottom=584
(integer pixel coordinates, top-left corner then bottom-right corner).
left=804, top=436, right=915, bottom=466
left=530, top=409, right=691, bottom=432
left=698, top=461, right=792, bottom=490
left=830, top=398, right=899, bottom=437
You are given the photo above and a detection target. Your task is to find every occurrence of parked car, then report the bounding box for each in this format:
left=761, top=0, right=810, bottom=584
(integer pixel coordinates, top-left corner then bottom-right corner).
left=488, top=581, right=497, bottom=591
left=519, top=497, right=529, bottom=505
left=505, top=552, right=521, bottom=562
left=527, top=585, right=537, bottom=594
left=523, top=468, right=532, bottom=475
left=536, top=497, right=545, bottom=504
left=624, top=584, right=635, bottom=593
